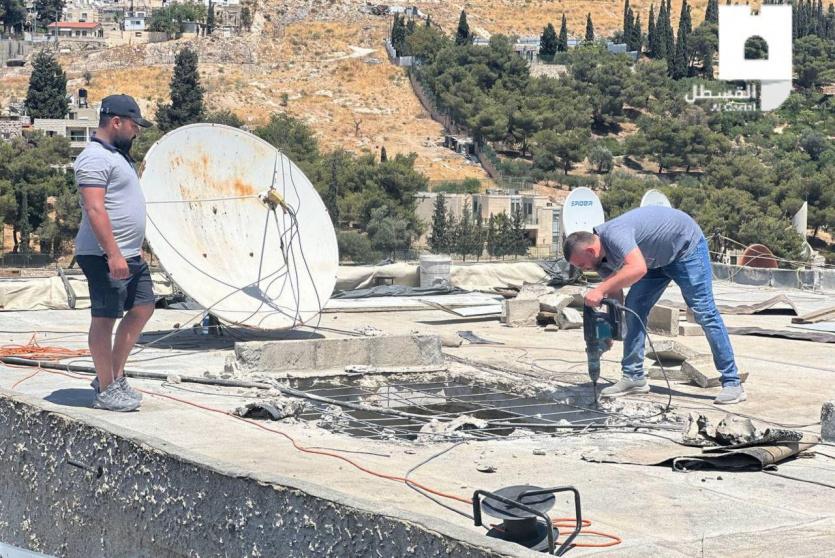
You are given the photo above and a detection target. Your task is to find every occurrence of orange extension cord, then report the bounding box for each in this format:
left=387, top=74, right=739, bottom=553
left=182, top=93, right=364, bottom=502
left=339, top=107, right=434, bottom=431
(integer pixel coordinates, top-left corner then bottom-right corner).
left=2, top=338, right=622, bottom=551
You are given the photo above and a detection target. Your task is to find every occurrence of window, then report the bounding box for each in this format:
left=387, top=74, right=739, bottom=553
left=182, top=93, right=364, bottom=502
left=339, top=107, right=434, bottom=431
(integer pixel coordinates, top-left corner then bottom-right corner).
left=69, top=129, right=86, bottom=142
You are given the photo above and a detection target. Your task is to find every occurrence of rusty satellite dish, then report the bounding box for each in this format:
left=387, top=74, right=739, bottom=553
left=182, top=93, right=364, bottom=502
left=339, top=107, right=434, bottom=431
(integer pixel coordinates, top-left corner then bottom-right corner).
left=140, top=123, right=338, bottom=329
left=739, top=244, right=778, bottom=269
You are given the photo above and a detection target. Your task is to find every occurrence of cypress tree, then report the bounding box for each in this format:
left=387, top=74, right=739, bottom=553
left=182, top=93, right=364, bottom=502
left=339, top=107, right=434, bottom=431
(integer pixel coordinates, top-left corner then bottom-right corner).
left=155, top=48, right=205, bottom=132
left=585, top=13, right=595, bottom=42
left=206, top=0, right=215, bottom=35
left=633, top=14, right=643, bottom=55
left=425, top=15, right=431, bottom=28
left=558, top=14, right=569, bottom=51
left=671, top=23, right=688, bottom=78
left=380, top=146, right=388, bottom=162
left=391, top=14, right=407, bottom=54
left=705, top=0, right=719, bottom=25
left=429, top=194, right=448, bottom=254
left=540, top=22, right=558, bottom=57
left=655, top=2, right=668, bottom=60
left=647, top=4, right=657, bottom=58
left=663, top=0, right=674, bottom=62
left=456, top=9, right=470, bottom=45
left=325, top=157, right=340, bottom=225
left=25, top=49, right=68, bottom=119
left=624, top=0, right=633, bottom=41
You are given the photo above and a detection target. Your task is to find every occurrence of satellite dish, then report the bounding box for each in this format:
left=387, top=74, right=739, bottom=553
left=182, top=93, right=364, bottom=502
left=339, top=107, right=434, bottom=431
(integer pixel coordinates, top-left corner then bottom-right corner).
left=739, top=244, right=778, bottom=269
left=140, top=124, right=338, bottom=329
left=562, top=187, right=605, bottom=236
left=640, top=189, right=672, bottom=208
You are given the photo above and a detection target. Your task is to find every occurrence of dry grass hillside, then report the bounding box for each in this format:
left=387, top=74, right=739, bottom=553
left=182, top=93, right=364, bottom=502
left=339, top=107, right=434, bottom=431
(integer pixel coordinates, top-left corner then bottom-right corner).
left=1, top=0, right=725, bottom=181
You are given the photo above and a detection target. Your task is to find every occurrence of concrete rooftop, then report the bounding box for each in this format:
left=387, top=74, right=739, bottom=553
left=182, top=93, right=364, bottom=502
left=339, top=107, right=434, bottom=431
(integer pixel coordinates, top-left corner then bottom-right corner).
left=2, top=303, right=835, bottom=557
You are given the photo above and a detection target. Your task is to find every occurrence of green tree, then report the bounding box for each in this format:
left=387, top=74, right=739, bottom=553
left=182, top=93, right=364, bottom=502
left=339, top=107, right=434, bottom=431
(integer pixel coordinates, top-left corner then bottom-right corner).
left=367, top=206, right=411, bottom=260
left=794, top=34, right=835, bottom=88
left=380, top=146, right=388, bottom=163
left=585, top=13, right=595, bottom=42
left=589, top=144, right=613, bottom=173
left=405, top=24, right=448, bottom=62
left=532, top=128, right=590, bottom=175
left=705, top=0, right=719, bottom=24
left=391, top=14, right=407, bottom=55
left=34, top=0, right=63, bottom=28
left=1, top=0, right=27, bottom=33
left=149, top=3, right=207, bottom=34
left=324, top=154, right=340, bottom=225
left=0, top=134, right=72, bottom=253
left=206, top=0, right=215, bottom=35
left=337, top=231, right=378, bottom=263
left=623, top=0, right=632, bottom=40
left=25, top=49, right=68, bottom=119
left=453, top=201, right=482, bottom=260
left=558, top=14, right=569, bottom=52
left=510, top=208, right=528, bottom=257
left=241, top=5, right=252, bottom=31
left=744, top=35, right=769, bottom=60
left=156, top=48, right=205, bottom=131
left=131, top=126, right=164, bottom=162
left=456, top=9, right=470, bottom=45
left=540, top=23, right=558, bottom=57
left=204, top=109, right=244, bottom=128
left=647, top=4, right=657, bottom=56
left=428, top=193, right=448, bottom=253
left=255, top=113, right=320, bottom=176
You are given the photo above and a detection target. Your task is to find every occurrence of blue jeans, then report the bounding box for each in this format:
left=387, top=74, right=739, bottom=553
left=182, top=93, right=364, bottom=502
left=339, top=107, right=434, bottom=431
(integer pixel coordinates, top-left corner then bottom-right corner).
left=622, top=238, right=740, bottom=387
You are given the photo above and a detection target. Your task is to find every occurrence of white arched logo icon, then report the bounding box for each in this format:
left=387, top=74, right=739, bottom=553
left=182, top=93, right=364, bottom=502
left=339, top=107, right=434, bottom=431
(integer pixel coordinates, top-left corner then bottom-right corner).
left=718, top=5, right=793, bottom=111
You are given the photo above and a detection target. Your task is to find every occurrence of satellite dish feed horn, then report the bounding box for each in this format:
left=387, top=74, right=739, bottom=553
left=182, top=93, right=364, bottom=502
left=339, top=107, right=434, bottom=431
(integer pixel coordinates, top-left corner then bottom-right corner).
left=640, top=189, right=673, bottom=208
left=562, top=187, right=605, bottom=236
left=140, top=123, right=338, bottom=330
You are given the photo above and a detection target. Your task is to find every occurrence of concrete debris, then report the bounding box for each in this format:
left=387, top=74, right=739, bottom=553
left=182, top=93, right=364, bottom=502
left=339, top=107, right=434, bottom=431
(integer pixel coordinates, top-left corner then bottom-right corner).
left=235, top=398, right=307, bottom=421
left=532, top=448, right=546, bottom=456
left=682, top=412, right=804, bottom=447
left=647, top=364, right=690, bottom=381
left=682, top=358, right=749, bottom=388
left=418, top=415, right=488, bottom=441
left=538, top=293, right=574, bottom=314
left=166, top=374, right=183, bottom=384
left=440, top=335, right=463, bottom=348
left=600, top=398, right=671, bottom=424
left=544, top=324, right=560, bottom=332
left=354, top=325, right=384, bottom=337
left=502, top=299, right=539, bottom=327
left=476, top=463, right=497, bottom=473
left=514, top=284, right=555, bottom=301
left=316, top=405, right=351, bottom=431
left=644, top=339, right=699, bottom=364
left=679, top=323, right=703, bottom=336
left=556, top=307, right=583, bottom=330
left=368, top=386, right=445, bottom=409
left=648, top=305, right=679, bottom=337
left=822, top=401, right=835, bottom=443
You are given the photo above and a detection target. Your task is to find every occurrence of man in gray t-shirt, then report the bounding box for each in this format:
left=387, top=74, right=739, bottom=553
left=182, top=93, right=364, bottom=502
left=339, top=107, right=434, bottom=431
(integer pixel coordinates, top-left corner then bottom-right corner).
left=564, top=206, right=745, bottom=405
left=74, top=94, right=154, bottom=412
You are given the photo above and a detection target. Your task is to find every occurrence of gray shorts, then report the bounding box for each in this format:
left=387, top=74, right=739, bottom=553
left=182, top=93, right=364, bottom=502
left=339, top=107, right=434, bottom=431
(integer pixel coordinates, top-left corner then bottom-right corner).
left=77, top=255, right=155, bottom=318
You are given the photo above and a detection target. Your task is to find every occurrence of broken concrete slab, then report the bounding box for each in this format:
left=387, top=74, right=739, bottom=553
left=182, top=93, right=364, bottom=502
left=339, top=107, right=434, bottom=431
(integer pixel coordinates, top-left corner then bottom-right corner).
left=648, top=305, right=679, bottom=336
left=501, top=299, right=539, bottom=326
left=822, top=401, right=835, bottom=443
left=682, top=357, right=749, bottom=388
left=538, top=293, right=573, bottom=314
left=644, top=339, right=700, bottom=364
left=647, top=363, right=690, bottom=381
left=679, top=323, right=703, bottom=336
left=235, top=335, right=444, bottom=373
left=556, top=307, right=583, bottom=330
left=513, top=283, right=554, bottom=300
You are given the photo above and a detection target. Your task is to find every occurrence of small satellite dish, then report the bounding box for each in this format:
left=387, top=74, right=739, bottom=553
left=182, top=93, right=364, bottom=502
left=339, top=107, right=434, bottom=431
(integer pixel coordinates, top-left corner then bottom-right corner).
left=640, top=189, right=672, bottom=208
left=562, top=187, right=605, bottom=236
left=140, top=124, right=338, bottom=329
left=739, top=244, right=778, bottom=269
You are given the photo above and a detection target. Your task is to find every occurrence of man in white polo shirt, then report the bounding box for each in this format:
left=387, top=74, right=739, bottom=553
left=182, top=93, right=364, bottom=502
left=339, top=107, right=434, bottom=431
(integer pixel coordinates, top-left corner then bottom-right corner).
left=74, top=94, right=153, bottom=412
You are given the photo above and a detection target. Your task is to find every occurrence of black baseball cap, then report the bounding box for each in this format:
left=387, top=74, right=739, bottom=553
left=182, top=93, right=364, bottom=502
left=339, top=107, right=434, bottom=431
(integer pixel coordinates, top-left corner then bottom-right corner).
left=100, top=94, right=151, bottom=127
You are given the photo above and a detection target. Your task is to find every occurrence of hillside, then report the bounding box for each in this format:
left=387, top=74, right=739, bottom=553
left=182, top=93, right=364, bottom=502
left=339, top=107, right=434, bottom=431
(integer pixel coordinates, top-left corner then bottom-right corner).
left=0, top=0, right=719, bottom=181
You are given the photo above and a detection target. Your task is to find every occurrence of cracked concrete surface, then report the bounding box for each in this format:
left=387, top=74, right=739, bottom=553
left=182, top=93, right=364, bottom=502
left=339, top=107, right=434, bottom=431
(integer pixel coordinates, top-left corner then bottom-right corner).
left=1, top=307, right=835, bottom=557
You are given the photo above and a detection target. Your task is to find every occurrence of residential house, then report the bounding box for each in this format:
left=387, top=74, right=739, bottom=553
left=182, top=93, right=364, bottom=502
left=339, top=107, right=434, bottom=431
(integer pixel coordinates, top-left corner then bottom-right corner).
left=47, top=21, right=105, bottom=40
left=31, top=97, right=100, bottom=158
